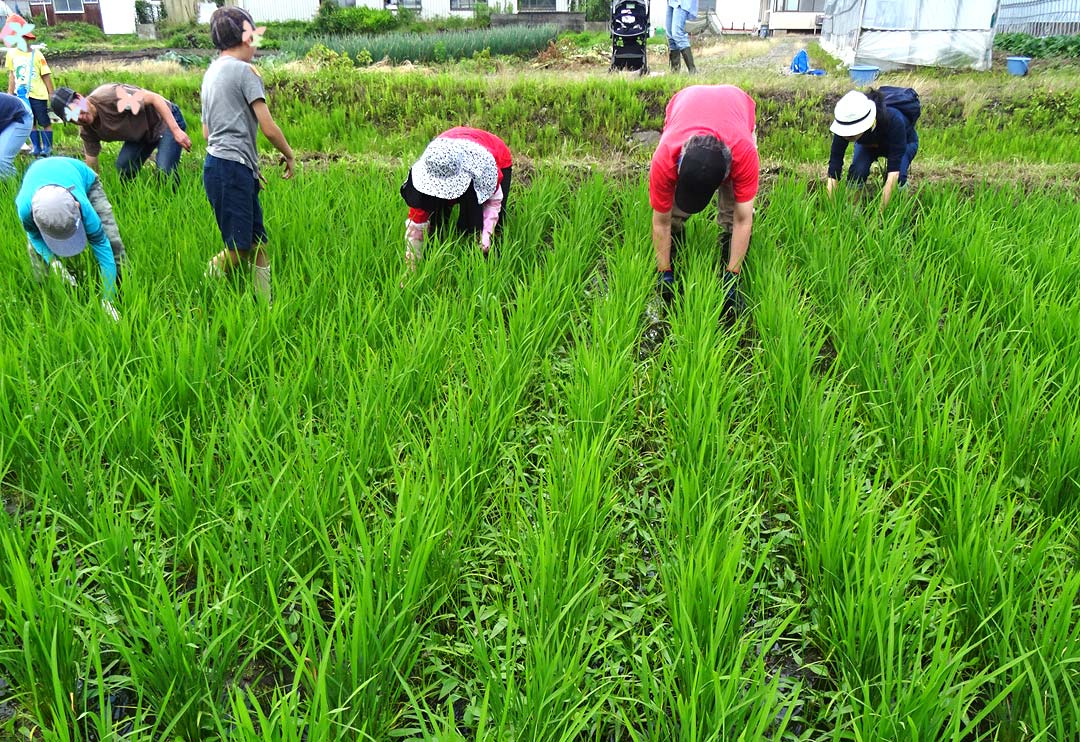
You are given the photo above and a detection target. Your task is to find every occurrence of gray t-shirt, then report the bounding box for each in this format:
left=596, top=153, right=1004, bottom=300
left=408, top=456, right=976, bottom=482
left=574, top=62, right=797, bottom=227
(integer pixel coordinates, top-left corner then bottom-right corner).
left=200, top=56, right=265, bottom=175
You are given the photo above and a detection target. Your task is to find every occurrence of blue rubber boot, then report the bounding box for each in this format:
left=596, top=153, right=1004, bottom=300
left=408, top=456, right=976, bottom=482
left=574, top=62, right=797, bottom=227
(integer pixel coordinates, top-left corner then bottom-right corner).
left=41, top=130, right=53, bottom=156
left=29, top=130, right=42, bottom=157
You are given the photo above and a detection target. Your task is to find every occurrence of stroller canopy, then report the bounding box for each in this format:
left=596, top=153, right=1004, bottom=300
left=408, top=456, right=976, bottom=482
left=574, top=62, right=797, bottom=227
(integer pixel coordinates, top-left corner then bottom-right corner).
left=612, top=0, right=649, bottom=37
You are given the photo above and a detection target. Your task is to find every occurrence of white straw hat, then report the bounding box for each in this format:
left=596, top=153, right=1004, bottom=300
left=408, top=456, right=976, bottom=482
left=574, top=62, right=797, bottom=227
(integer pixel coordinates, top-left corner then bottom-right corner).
left=831, top=91, right=877, bottom=137
left=410, top=138, right=499, bottom=203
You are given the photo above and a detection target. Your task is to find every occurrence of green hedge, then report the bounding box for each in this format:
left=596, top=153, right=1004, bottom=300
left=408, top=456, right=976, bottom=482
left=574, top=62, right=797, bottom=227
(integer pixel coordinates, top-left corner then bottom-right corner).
left=279, top=25, right=559, bottom=64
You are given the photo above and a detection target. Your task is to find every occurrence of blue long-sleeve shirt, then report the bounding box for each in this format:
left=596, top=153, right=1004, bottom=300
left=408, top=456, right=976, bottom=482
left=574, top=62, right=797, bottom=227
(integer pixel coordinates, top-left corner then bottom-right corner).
left=15, top=157, right=116, bottom=300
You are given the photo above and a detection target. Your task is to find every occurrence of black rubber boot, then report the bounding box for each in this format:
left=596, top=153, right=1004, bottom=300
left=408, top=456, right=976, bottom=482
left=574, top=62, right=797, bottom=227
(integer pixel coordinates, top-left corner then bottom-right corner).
left=681, top=47, right=697, bottom=74
left=669, top=49, right=681, bottom=72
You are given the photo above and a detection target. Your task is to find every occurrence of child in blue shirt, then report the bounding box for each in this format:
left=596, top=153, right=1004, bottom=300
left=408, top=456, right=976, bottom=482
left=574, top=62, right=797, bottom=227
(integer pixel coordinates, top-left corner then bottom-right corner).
left=15, top=157, right=127, bottom=319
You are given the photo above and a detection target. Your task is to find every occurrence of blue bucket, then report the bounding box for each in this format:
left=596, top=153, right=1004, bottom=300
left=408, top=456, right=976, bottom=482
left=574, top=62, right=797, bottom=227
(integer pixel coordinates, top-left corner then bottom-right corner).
left=1006, top=56, right=1032, bottom=76
left=849, top=65, right=880, bottom=84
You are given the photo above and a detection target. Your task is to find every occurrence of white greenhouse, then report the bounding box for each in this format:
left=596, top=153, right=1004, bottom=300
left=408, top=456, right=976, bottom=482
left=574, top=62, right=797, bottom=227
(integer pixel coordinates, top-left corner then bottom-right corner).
left=820, top=0, right=998, bottom=71
left=996, top=0, right=1080, bottom=35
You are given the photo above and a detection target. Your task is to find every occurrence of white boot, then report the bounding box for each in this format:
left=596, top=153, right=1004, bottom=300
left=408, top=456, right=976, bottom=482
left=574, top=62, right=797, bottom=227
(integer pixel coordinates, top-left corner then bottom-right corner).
left=252, top=264, right=272, bottom=306
left=204, top=258, right=225, bottom=280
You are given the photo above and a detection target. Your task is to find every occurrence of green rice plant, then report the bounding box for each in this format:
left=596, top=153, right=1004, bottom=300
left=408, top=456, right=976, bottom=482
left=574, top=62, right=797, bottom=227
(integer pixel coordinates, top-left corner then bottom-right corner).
left=0, top=523, right=83, bottom=738
left=3, top=120, right=1080, bottom=740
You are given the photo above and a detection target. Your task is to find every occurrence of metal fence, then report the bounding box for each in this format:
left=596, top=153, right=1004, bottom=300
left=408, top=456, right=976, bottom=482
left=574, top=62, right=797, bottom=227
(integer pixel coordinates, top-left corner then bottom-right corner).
left=996, top=0, right=1080, bottom=34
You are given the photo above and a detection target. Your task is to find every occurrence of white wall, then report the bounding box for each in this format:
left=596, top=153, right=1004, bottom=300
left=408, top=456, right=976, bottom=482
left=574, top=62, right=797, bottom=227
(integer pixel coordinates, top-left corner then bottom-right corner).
left=101, top=0, right=137, bottom=34
left=241, top=0, right=322, bottom=22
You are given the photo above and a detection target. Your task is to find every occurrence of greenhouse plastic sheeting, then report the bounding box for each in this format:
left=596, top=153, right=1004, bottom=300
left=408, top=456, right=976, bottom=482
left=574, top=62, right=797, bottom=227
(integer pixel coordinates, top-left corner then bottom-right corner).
left=856, top=30, right=995, bottom=70
left=997, top=0, right=1080, bottom=34
left=821, top=0, right=997, bottom=69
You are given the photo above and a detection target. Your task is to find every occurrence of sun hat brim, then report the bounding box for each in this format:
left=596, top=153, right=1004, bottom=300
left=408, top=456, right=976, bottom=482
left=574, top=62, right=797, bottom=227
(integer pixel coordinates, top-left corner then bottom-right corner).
left=410, top=160, right=473, bottom=202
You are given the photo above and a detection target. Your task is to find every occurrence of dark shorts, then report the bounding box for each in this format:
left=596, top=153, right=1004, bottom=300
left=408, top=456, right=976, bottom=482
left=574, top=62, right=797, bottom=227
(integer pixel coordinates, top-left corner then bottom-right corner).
left=203, top=154, right=267, bottom=251
left=28, top=98, right=49, bottom=128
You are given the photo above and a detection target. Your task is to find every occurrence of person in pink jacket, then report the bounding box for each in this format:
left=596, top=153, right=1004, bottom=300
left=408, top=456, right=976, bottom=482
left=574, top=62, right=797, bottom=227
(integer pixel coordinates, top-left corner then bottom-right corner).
left=401, top=127, right=512, bottom=268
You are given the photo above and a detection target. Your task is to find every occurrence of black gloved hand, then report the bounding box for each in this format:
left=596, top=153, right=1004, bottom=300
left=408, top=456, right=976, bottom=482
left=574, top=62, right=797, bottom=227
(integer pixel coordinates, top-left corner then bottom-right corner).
left=721, top=270, right=745, bottom=320
left=658, top=270, right=676, bottom=306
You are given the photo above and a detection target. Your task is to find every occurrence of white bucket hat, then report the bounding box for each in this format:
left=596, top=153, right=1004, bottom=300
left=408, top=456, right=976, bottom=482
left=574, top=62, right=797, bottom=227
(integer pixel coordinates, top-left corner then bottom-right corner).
left=410, top=138, right=499, bottom=204
left=831, top=91, right=877, bottom=137
left=31, top=185, right=87, bottom=257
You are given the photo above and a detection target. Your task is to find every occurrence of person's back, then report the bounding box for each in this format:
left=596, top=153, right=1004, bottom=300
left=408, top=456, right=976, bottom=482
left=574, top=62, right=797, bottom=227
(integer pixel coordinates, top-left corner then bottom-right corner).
left=201, top=55, right=263, bottom=176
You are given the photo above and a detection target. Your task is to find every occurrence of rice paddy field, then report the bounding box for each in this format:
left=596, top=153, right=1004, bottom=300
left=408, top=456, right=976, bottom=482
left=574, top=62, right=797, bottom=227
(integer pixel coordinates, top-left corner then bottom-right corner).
left=1, top=48, right=1080, bottom=741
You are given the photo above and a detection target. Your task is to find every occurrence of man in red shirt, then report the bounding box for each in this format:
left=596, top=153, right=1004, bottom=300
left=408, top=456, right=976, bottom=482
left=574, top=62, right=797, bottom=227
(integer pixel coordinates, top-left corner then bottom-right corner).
left=650, top=85, right=758, bottom=319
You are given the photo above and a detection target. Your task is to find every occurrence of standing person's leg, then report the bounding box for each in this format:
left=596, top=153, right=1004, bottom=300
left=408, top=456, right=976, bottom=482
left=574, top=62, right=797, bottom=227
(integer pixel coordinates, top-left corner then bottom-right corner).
left=716, top=180, right=745, bottom=319
left=28, top=100, right=51, bottom=156
left=846, top=143, right=875, bottom=188
left=669, top=6, right=695, bottom=72
left=28, top=98, right=49, bottom=156
left=0, top=111, right=32, bottom=178
left=666, top=4, right=681, bottom=71
left=116, top=139, right=156, bottom=181
left=456, top=189, right=484, bottom=235
left=716, top=180, right=736, bottom=268
left=86, top=179, right=128, bottom=270
left=495, top=167, right=512, bottom=233
left=670, top=203, right=690, bottom=269
left=900, top=127, right=918, bottom=186
left=204, top=155, right=257, bottom=276
left=26, top=242, right=48, bottom=282
left=155, top=103, right=187, bottom=183
left=426, top=200, right=452, bottom=234
left=249, top=185, right=272, bottom=305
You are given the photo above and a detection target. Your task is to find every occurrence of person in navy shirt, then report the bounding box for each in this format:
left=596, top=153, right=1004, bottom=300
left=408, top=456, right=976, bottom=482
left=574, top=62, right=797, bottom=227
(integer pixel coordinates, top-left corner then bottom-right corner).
left=0, top=92, right=32, bottom=178
left=827, top=89, right=919, bottom=210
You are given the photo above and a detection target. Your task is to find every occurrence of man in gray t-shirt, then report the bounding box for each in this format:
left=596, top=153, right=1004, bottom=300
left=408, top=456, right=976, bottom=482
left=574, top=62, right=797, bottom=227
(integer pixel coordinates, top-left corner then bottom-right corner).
left=200, top=5, right=294, bottom=306
left=200, top=55, right=264, bottom=177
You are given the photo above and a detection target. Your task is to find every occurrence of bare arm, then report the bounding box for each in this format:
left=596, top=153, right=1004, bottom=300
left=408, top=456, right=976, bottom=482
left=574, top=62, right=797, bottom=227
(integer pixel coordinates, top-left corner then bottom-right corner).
left=85, top=154, right=100, bottom=172
left=202, top=122, right=209, bottom=141
left=42, top=72, right=53, bottom=97
left=146, top=91, right=191, bottom=151
left=7, top=72, right=14, bottom=95
left=881, top=171, right=900, bottom=210
left=727, top=199, right=754, bottom=274
left=252, top=99, right=294, bottom=179
left=652, top=209, right=673, bottom=272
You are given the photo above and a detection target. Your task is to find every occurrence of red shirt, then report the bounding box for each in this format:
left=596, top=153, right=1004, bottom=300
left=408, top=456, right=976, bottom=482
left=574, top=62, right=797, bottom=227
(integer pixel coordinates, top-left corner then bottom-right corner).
left=649, top=85, right=759, bottom=213
left=408, top=127, right=512, bottom=223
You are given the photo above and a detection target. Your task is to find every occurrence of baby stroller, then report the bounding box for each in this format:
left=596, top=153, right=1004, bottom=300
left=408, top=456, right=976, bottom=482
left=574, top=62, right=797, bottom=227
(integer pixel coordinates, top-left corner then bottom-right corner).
left=610, top=0, right=649, bottom=74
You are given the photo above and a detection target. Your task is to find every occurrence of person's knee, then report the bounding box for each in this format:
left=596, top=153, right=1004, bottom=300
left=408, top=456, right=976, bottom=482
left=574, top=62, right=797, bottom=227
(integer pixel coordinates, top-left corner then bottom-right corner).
left=117, top=161, right=141, bottom=180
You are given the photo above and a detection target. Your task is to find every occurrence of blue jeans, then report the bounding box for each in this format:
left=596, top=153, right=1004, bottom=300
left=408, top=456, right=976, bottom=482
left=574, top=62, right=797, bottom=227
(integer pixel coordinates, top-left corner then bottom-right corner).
left=0, top=107, right=32, bottom=178
left=849, top=124, right=919, bottom=186
left=666, top=5, right=691, bottom=50
left=116, top=102, right=186, bottom=181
